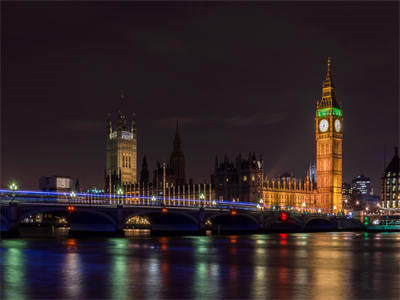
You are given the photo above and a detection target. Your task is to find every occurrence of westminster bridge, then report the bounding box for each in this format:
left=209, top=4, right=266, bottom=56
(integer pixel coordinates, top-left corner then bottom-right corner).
left=0, top=189, right=364, bottom=236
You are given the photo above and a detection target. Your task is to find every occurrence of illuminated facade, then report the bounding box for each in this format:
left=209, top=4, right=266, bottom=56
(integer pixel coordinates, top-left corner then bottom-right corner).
left=381, top=147, right=400, bottom=209
left=104, top=105, right=137, bottom=193
left=263, top=176, right=318, bottom=209
left=261, top=58, right=343, bottom=212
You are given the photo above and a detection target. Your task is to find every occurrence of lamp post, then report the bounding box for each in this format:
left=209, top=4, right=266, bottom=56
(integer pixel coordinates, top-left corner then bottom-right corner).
left=200, top=193, right=205, bottom=208
left=70, top=191, right=76, bottom=205
left=151, top=195, right=157, bottom=206
left=117, top=188, right=124, bottom=205
left=8, top=182, right=18, bottom=203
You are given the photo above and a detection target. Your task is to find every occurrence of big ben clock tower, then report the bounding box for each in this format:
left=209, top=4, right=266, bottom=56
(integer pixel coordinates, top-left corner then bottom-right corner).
left=316, top=58, right=343, bottom=213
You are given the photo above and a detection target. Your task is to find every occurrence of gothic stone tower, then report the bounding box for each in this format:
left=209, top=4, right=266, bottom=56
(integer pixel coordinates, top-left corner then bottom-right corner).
left=105, top=101, right=137, bottom=192
left=316, top=58, right=343, bottom=212
left=169, top=121, right=186, bottom=185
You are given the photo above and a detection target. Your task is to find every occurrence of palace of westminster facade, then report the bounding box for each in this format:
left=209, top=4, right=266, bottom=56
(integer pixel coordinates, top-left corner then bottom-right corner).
left=104, top=59, right=343, bottom=213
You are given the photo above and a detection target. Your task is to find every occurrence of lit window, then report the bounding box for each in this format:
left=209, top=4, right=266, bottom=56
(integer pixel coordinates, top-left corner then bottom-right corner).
left=393, top=194, right=396, bottom=200
left=252, top=176, right=255, bottom=181
left=393, top=178, right=396, bottom=184
left=226, top=178, right=229, bottom=182
left=243, top=176, right=247, bottom=182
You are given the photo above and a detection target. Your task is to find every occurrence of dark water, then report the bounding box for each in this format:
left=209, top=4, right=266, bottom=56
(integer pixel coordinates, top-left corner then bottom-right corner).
left=1, top=232, right=399, bottom=299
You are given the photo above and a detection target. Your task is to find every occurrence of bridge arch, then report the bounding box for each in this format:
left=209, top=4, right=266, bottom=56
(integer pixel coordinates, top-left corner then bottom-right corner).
left=304, top=217, right=335, bottom=231
left=206, top=212, right=260, bottom=226
left=18, top=207, right=117, bottom=226
left=123, top=210, right=199, bottom=226
left=0, top=214, right=10, bottom=229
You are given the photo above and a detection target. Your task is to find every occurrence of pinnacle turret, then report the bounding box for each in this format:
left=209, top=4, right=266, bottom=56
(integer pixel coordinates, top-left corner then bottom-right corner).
left=173, top=120, right=183, bottom=153
left=318, top=57, right=340, bottom=109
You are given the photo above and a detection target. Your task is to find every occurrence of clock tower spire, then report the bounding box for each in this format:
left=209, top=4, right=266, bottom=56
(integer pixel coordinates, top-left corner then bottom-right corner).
left=316, top=58, right=343, bottom=213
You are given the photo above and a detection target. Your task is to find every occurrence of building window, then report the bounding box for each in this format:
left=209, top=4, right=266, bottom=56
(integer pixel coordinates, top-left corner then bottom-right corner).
left=243, top=176, right=247, bottom=182
left=393, top=178, right=396, bottom=184
left=252, top=176, right=255, bottom=181
left=393, top=194, right=396, bottom=200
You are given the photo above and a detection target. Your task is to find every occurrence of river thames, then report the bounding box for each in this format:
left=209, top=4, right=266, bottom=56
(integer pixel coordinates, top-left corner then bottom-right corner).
left=1, top=232, right=399, bottom=299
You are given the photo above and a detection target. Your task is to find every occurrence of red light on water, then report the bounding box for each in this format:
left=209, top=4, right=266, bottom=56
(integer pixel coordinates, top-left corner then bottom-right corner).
left=280, top=212, right=287, bottom=222
left=162, top=208, right=168, bottom=214
left=67, top=206, right=75, bottom=212
left=231, top=210, right=237, bottom=216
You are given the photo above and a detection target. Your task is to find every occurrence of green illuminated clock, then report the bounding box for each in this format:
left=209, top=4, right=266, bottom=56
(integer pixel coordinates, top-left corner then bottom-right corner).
left=334, top=119, right=341, bottom=132
left=319, top=119, right=329, bottom=132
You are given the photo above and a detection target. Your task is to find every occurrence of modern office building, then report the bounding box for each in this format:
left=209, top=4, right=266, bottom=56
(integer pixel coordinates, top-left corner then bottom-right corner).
left=352, top=175, right=372, bottom=195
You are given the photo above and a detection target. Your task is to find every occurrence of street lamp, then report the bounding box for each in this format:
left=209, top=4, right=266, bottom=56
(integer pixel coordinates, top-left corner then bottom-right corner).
left=70, top=191, right=76, bottom=205
left=151, top=195, right=157, bottom=206
left=117, top=188, right=124, bottom=204
left=8, top=181, right=18, bottom=202
left=200, top=193, right=205, bottom=207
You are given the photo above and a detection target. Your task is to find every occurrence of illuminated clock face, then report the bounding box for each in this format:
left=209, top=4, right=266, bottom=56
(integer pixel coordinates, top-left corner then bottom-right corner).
left=334, top=119, right=341, bottom=132
left=319, top=119, right=329, bottom=132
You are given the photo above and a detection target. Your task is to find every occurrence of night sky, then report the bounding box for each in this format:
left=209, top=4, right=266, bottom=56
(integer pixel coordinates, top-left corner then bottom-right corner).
left=2, top=2, right=399, bottom=191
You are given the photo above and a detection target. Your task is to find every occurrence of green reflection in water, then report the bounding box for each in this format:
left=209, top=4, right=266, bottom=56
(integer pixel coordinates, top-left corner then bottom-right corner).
left=192, top=236, right=220, bottom=299
left=109, top=238, right=129, bottom=300
left=2, top=240, right=27, bottom=300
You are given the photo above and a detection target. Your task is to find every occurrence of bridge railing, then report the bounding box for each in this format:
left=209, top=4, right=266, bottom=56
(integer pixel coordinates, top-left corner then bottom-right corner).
left=0, top=189, right=347, bottom=217
left=0, top=189, right=253, bottom=210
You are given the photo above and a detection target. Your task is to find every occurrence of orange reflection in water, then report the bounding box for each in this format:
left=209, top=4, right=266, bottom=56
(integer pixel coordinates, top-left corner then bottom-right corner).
left=159, top=237, right=168, bottom=251
left=65, top=239, right=77, bottom=251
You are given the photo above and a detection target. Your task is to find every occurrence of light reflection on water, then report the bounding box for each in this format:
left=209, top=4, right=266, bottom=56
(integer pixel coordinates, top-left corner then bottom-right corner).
left=1, top=240, right=27, bottom=300
left=1, top=232, right=400, bottom=299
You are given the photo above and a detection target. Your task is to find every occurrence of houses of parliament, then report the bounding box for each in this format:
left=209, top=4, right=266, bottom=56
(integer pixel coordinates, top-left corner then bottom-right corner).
left=104, top=58, right=343, bottom=213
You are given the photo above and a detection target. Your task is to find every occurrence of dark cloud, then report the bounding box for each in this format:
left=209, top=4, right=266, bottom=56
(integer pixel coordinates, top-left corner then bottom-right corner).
left=223, top=113, right=286, bottom=127
left=67, top=119, right=103, bottom=132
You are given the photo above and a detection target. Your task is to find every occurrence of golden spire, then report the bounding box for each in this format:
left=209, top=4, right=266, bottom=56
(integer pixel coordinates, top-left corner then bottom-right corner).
left=318, top=57, right=340, bottom=109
